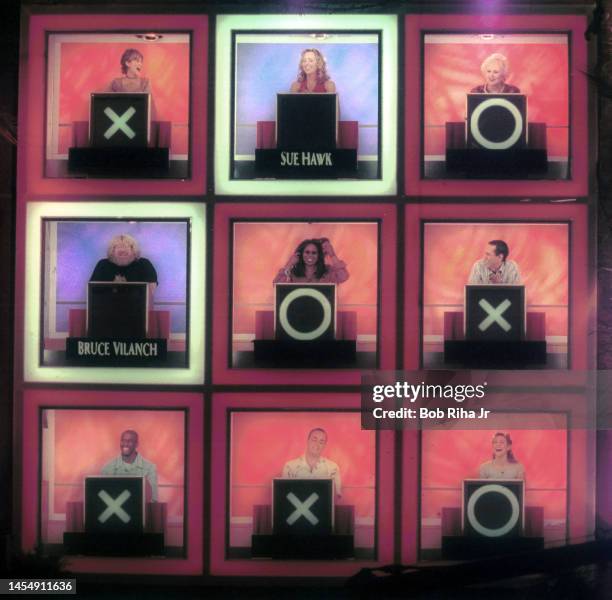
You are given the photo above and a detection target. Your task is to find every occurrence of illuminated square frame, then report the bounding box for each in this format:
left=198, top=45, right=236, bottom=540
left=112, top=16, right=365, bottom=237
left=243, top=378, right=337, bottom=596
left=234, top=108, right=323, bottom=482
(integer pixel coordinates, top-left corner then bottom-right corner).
left=404, top=14, right=589, bottom=197
left=210, top=393, right=395, bottom=577
left=212, top=203, right=398, bottom=385
left=18, top=13, right=208, bottom=196
left=214, top=14, right=398, bottom=196
left=21, top=389, right=204, bottom=575
left=404, top=203, right=589, bottom=372
left=23, top=202, right=206, bottom=385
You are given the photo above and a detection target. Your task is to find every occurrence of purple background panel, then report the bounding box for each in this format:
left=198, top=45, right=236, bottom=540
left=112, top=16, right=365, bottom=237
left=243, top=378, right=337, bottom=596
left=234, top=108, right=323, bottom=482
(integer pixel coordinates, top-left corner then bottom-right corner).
left=49, top=220, right=188, bottom=334
left=235, top=41, right=379, bottom=156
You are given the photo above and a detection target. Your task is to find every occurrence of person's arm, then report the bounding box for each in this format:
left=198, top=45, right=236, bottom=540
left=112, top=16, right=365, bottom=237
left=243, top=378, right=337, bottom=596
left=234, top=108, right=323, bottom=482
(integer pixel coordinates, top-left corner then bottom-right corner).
left=322, top=240, right=349, bottom=283
left=282, top=461, right=292, bottom=478
left=329, top=462, right=342, bottom=498
left=101, top=458, right=115, bottom=475
left=146, top=462, right=158, bottom=502
left=324, top=80, right=336, bottom=93
left=468, top=261, right=483, bottom=284
left=290, top=81, right=300, bottom=92
left=90, top=260, right=107, bottom=282
left=517, top=463, right=526, bottom=481
left=274, top=252, right=299, bottom=284
left=507, top=261, right=521, bottom=284
left=478, top=462, right=489, bottom=478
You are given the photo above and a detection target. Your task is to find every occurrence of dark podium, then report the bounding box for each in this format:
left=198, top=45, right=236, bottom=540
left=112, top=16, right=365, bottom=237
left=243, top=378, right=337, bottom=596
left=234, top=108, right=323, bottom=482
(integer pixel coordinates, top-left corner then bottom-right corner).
left=68, top=93, right=169, bottom=176
left=63, top=476, right=164, bottom=556
left=442, top=479, right=544, bottom=559
left=65, top=282, right=167, bottom=366
left=445, top=94, right=548, bottom=178
left=255, top=93, right=357, bottom=178
left=444, top=284, right=546, bottom=368
left=253, top=283, right=357, bottom=368
left=251, top=479, right=354, bottom=559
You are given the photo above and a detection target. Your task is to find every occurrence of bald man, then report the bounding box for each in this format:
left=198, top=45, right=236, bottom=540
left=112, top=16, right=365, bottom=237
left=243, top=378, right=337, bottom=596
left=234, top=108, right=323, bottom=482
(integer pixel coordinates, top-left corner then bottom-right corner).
left=101, top=429, right=158, bottom=502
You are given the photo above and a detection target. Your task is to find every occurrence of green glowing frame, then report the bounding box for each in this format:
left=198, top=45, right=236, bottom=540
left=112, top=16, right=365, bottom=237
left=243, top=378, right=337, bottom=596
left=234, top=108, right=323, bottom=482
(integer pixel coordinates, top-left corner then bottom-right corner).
left=24, top=202, right=206, bottom=385
left=214, top=14, right=398, bottom=196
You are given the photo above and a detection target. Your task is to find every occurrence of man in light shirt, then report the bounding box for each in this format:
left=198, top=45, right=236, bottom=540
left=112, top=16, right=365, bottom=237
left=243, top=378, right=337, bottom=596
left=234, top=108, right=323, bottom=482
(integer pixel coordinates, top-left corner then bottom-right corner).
left=282, top=428, right=342, bottom=498
left=468, top=239, right=521, bottom=285
left=101, top=429, right=158, bottom=502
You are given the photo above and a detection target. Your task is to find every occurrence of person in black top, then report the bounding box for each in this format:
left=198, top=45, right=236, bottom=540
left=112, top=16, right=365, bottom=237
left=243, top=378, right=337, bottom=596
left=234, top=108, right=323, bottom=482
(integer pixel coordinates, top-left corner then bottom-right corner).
left=90, top=233, right=158, bottom=301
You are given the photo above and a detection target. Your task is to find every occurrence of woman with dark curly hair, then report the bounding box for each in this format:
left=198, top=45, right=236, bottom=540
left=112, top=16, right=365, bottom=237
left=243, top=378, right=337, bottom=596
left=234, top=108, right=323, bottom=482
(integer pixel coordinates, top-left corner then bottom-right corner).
left=290, top=48, right=336, bottom=93
left=274, top=238, right=349, bottom=284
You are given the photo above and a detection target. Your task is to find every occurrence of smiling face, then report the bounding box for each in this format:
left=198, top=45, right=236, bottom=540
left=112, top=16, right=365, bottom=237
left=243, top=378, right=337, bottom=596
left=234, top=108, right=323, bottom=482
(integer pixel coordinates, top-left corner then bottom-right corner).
left=492, top=434, right=509, bottom=459
left=110, top=239, right=137, bottom=267
left=301, top=51, right=319, bottom=76
left=301, top=243, right=319, bottom=268
left=120, top=431, right=139, bottom=460
left=307, top=429, right=327, bottom=458
left=483, top=59, right=505, bottom=87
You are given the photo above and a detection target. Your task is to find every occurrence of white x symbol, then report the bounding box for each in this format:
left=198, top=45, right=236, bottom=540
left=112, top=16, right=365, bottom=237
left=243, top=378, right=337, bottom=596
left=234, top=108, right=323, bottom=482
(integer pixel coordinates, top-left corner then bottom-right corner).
left=97, top=489, right=132, bottom=524
left=286, top=492, right=319, bottom=526
left=103, top=106, right=136, bottom=140
left=478, top=298, right=512, bottom=332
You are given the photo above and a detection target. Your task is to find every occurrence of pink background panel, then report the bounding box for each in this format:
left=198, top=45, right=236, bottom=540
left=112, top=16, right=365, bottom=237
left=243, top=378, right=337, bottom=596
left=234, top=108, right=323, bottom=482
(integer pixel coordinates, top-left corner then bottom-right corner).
left=421, top=428, right=568, bottom=531
left=424, top=38, right=568, bottom=157
left=21, top=390, right=204, bottom=575
left=55, top=41, right=190, bottom=155
left=404, top=14, right=588, bottom=197
left=423, top=223, right=569, bottom=339
left=230, top=412, right=376, bottom=522
left=213, top=204, right=397, bottom=386
left=233, top=222, right=378, bottom=336
left=210, top=394, right=395, bottom=577
left=43, top=409, right=185, bottom=540
left=18, top=14, right=207, bottom=196
left=404, top=204, right=589, bottom=371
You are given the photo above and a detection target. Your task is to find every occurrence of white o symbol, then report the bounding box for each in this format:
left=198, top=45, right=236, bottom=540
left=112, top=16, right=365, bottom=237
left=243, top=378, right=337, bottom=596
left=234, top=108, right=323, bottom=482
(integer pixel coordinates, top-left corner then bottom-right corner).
left=278, top=288, right=332, bottom=341
left=466, top=484, right=520, bottom=537
left=470, top=98, right=523, bottom=150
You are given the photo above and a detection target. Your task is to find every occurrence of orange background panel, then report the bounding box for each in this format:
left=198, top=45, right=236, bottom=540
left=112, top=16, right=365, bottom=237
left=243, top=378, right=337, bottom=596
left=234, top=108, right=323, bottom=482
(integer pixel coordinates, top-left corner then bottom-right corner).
left=233, top=222, right=379, bottom=336
left=55, top=40, right=190, bottom=154
left=421, top=427, right=568, bottom=520
left=423, top=223, right=569, bottom=338
left=424, top=39, right=569, bottom=157
left=230, top=412, right=376, bottom=519
left=46, top=409, right=185, bottom=517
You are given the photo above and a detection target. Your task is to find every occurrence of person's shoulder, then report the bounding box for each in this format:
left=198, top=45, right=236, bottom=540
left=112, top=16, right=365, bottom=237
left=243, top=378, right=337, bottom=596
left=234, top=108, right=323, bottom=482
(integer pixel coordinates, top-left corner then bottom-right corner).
left=324, top=79, right=336, bottom=93
left=109, top=78, right=124, bottom=91
left=470, top=85, right=485, bottom=93
left=138, top=454, right=156, bottom=469
left=322, top=457, right=340, bottom=470
left=505, top=84, right=521, bottom=93
left=290, top=81, right=301, bottom=92
left=284, top=455, right=304, bottom=468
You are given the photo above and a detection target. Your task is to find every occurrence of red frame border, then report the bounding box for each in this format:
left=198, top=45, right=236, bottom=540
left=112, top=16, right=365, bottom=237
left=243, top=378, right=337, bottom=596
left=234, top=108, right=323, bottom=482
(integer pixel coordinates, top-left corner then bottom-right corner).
left=212, top=203, right=398, bottom=385
left=18, top=14, right=208, bottom=198
left=21, top=389, right=204, bottom=575
left=209, top=393, right=395, bottom=577
left=404, top=14, right=589, bottom=197
left=404, top=203, right=590, bottom=371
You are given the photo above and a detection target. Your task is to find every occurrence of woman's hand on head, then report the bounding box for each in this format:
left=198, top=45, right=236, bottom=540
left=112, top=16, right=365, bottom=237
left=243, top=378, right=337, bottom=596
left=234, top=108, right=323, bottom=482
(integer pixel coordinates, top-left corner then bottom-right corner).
left=287, top=252, right=300, bottom=268
left=321, top=239, right=335, bottom=258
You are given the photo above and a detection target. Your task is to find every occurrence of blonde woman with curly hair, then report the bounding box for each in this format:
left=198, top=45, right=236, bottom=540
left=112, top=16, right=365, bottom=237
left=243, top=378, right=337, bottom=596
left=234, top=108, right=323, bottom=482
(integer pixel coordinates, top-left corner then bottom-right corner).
left=290, top=48, right=336, bottom=93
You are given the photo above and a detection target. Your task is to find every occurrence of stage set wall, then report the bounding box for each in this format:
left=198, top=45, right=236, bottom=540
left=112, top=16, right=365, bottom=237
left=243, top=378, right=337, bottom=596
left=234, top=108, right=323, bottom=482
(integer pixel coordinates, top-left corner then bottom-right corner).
left=9, top=2, right=606, bottom=584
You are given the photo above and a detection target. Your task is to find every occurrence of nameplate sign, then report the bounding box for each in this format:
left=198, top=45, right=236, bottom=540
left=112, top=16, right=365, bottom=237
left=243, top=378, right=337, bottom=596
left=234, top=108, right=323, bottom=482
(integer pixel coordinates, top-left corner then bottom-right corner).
left=66, top=337, right=167, bottom=366
left=255, top=149, right=357, bottom=178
